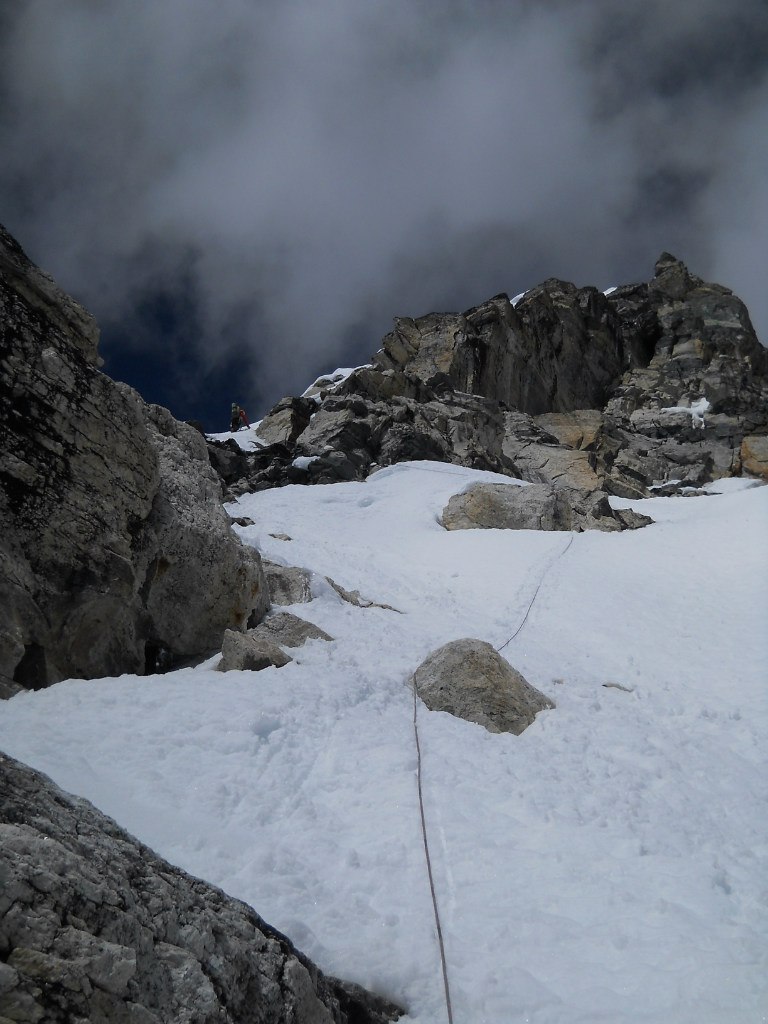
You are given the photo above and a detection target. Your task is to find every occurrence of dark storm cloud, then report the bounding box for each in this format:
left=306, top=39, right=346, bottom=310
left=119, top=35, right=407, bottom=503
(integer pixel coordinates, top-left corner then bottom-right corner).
left=1, top=0, right=766, bottom=423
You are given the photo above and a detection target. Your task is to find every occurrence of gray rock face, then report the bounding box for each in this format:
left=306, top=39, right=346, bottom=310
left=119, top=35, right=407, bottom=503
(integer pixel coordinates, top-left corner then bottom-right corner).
left=257, top=397, right=316, bottom=446
left=441, top=482, right=651, bottom=533
left=375, top=284, right=628, bottom=414
left=0, top=751, right=402, bottom=1024
left=594, top=254, right=768, bottom=496
left=0, top=224, right=268, bottom=697
left=209, top=255, right=767, bottom=500
left=411, top=639, right=554, bottom=735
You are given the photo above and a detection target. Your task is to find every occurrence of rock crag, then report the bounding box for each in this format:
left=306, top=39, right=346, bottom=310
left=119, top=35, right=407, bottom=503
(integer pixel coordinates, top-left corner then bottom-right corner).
left=0, top=224, right=268, bottom=697
left=213, top=255, right=767, bottom=502
left=0, top=751, right=402, bottom=1023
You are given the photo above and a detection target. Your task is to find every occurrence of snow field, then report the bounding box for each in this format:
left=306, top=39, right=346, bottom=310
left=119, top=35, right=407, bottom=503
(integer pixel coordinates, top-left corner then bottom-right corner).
left=0, top=463, right=766, bottom=1022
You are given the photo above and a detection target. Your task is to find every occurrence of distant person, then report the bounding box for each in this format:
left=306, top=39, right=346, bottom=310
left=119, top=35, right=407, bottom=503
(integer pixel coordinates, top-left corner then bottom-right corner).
left=230, top=402, right=251, bottom=432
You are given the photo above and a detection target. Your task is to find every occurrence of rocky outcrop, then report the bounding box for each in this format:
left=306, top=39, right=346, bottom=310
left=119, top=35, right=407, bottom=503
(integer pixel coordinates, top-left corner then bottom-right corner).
left=0, top=224, right=268, bottom=697
left=219, top=613, right=333, bottom=672
left=441, top=482, right=651, bottom=533
left=219, top=629, right=293, bottom=671
left=411, top=639, right=554, bottom=735
left=592, top=253, right=768, bottom=496
left=255, top=612, right=333, bottom=649
left=209, top=255, right=767, bottom=501
left=0, top=751, right=402, bottom=1023
left=375, top=283, right=626, bottom=414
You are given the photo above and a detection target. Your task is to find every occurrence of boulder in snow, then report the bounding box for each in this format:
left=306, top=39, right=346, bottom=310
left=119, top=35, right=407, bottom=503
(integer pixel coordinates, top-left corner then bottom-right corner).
left=440, top=482, right=651, bottom=533
left=219, top=629, right=292, bottom=672
left=254, top=612, right=333, bottom=649
left=411, top=638, right=554, bottom=735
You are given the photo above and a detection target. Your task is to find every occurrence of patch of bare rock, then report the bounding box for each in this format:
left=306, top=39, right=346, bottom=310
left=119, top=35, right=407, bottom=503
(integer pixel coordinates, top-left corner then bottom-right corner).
left=0, top=751, right=403, bottom=1023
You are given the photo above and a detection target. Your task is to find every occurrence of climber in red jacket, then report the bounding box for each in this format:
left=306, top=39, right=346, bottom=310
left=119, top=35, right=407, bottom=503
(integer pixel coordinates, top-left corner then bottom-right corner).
left=230, top=403, right=250, bottom=431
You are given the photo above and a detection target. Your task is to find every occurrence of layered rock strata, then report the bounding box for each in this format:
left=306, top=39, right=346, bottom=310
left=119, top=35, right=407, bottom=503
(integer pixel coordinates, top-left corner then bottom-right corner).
left=0, top=224, right=268, bottom=696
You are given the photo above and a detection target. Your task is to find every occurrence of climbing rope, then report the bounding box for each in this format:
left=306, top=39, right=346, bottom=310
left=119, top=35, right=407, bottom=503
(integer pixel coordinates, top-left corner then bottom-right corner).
left=496, top=533, right=574, bottom=652
left=409, top=471, right=575, bottom=1022
left=412, top=679, right=455, bottom=1024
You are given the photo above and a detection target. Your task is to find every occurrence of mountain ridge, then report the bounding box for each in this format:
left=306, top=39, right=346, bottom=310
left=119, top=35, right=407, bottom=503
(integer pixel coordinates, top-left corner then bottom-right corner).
left=211, top=252, right=768, bottom=500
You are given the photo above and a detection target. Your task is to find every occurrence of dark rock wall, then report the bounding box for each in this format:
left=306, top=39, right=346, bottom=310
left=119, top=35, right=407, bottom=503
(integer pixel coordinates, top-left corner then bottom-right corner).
left=225, top=254, right=767, bottom=499
left=0, top=225, right=268, bottom=696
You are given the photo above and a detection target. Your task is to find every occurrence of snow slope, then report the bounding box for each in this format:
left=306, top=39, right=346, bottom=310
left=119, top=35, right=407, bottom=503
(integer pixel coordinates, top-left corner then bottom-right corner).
left=1, top=463, right=766, bottom=1023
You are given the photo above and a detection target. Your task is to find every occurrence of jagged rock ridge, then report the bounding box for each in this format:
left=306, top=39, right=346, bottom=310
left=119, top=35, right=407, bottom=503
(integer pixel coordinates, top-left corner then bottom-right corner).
left=213, top=253, right=767, bottom=500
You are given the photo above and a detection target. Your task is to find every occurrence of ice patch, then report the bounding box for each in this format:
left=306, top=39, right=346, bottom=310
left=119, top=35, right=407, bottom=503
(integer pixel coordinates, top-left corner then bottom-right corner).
left=660, top=396, right=711, bottom=428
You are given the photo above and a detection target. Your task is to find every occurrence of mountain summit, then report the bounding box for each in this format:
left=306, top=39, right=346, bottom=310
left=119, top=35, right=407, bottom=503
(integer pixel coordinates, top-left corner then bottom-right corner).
left=212, top=253, right=768, bottom=499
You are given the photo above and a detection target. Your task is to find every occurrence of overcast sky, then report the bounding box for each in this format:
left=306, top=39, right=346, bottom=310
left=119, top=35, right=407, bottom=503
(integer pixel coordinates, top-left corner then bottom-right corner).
left=2, top=0, right=766, bottom=429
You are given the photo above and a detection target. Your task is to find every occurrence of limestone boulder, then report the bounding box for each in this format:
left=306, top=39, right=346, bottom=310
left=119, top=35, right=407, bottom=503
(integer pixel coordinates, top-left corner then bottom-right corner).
left=441, top=482, right=651, bottom=533
left=741, top=434, right=768, bottom=480
left=254, top=612, right=333, bottom=649
left=0, top=223, right=268, bottom=696
left=219, top=630, right=292, bottom=672
left=411, top=639, right=554, bottom=735
left=442, top=482, right=559, bottom=531
left=0, top=751, right=403, bottom=1023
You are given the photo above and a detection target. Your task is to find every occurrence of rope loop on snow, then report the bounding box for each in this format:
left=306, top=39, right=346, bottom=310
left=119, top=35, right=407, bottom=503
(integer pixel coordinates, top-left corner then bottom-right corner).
left=412, top=680, right=455, bottom=1024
